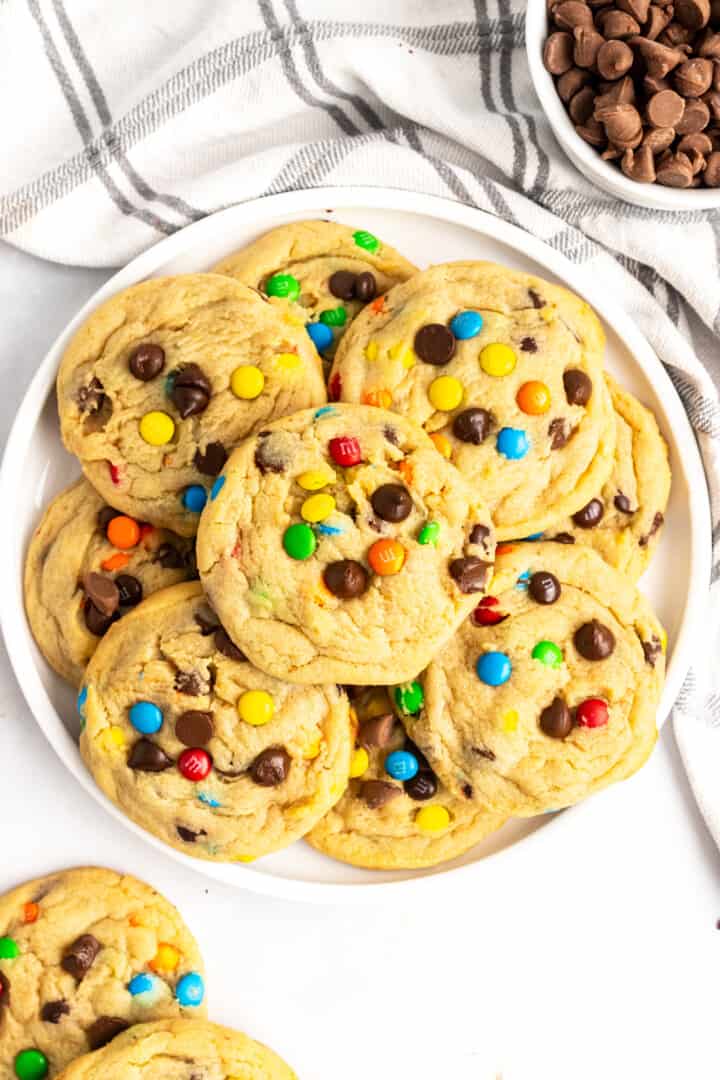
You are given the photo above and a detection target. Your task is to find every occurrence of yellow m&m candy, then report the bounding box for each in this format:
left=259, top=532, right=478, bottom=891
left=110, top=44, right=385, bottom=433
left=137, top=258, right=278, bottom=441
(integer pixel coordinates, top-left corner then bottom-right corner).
left=430, top=432, right=452, bottom=459
left=231, top=365, right=265, bottom=399
left=349, top=747, right=369, bottom=778
left=237, top=689, right=274, bottom=726
left=274, top=352, right=302, bottom=371
left=149, top=943, right=181, bottom=974
left=297, top=469, right=335, bottom=491
left=139, top=411, right=175, bottom=446
left=480, top=343, right=516, bottom=377
left=415, top=805, right=451, bottom=833
left=301, top=493, right=335, bottom=523
left=428, top=376, right=463, bottom=412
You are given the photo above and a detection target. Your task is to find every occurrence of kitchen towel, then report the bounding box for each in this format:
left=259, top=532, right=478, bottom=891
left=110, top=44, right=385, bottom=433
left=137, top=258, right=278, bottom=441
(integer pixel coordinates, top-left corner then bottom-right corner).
left=1, top=0, right=719, bottom=841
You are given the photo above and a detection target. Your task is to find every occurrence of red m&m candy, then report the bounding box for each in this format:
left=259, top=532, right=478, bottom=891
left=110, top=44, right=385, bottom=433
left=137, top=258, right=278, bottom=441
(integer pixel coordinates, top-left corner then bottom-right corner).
left=329, top=436, right=362, bottom=467
left=178, top=748, right=212, bottom=781
left=328, top=373, right=342, bottom=401
left=472, top=596, right=507, bottom=626
left=575, top=698, right=609, bottom=728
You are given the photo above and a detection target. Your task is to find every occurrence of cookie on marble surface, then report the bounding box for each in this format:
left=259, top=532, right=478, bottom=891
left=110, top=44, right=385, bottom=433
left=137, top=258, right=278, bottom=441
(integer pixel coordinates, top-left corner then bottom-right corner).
left=79, top=582, right=353, bottom=862
left=24, top=479, right=195, bottom=686
left=196, top=403, right=495, bottom=685
left=308, top=688, right=507, bottom=870
left=55, top=1019, right=296, bottom=1080
left=330, top=260, right=616, bottom=540
left=0, top=867, right=205, bottom=1079
left=543, top=375, right=671, bottom=580
left=212, top=219, right=417, bottom=364
left=56, top=274, right=326, bottom=537
left=402, top=542, right=665, bottom=817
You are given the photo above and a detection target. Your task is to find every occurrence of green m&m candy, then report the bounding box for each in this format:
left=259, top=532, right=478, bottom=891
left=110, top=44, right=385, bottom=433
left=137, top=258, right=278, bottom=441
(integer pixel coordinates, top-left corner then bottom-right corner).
left=14, top=1049, right=49, bottom=1080
left=353, top=229, right=380, bottom=254
left=283, top=523, right=317, bottom=561
left=265, top=273, right=300, bottom=302
left=417, top=521, right=440, bottom=547
left=395, top=680, right=424, bottom=715
left=0, top=936, right=19, bottom=959
left=319, top=306, right=347, bottom=327
left=531, top=640, right=564, bottom=669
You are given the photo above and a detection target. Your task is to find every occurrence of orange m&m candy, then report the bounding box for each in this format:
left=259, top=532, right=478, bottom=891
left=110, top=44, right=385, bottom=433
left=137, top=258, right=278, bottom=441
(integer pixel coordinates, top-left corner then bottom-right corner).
left=363, top=388, right=392, bottom=409
left=23, top=902, right=39, bottom=924
left=107, top=515, right=141, bottom=549
left=516, top=380, right=551, bottom=415
left=368, top=538, right=406, bottom=576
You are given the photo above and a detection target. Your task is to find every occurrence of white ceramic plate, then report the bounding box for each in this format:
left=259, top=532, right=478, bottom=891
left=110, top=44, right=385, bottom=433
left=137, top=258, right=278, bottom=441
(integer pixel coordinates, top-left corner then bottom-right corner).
left=0, top=187, right=711, bottom=903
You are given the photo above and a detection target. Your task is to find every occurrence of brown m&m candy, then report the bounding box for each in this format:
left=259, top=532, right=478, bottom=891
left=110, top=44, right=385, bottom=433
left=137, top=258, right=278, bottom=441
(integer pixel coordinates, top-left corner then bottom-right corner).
left=528, top=571, right=561, bottom=604
left=323, top=560, right=369, bottom=599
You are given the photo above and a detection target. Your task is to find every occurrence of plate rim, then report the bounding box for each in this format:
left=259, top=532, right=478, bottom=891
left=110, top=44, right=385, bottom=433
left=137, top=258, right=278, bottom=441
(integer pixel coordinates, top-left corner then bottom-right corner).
left=1, top=185, right=712, bottom=903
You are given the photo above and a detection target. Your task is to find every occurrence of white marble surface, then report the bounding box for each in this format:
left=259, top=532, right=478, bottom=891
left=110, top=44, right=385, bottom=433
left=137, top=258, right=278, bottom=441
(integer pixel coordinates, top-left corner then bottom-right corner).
left=0, top=238, right=718, bottom=1080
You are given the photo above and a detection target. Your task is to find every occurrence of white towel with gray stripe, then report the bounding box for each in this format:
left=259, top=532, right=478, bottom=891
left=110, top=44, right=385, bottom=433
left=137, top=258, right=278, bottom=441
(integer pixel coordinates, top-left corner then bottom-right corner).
left=2, top=0, right=719, bottom=842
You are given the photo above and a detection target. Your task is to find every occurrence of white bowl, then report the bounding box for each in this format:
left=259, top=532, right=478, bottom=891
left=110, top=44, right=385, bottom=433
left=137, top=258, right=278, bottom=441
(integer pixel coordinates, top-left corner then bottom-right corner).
left=0, top=187, right=712, bottom=902
left=525, top=0, right=720, bottom=212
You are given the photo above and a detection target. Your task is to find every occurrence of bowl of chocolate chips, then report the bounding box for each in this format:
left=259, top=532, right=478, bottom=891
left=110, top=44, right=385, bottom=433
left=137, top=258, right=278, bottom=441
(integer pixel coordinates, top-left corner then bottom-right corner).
left=527, top=0, right=720, bottom=209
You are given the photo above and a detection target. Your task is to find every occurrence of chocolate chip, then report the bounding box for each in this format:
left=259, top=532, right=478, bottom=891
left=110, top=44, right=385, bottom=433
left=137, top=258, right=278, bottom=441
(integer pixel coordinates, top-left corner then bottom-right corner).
left=570, top=85, right=597, bottom=124
left=449, top=557, right=490, bottom=594
left=84, top=572, right=120, bottom=617
left=86, top=1017, right=130, bottom=1050
left=176, top=825, right=206, bottom=843
left=544, top=30, right=575, bottom=74
left=563, top=368, right=592, bottom=405
left=550, top=531, right=576, bottom=544
left=452, top=407, right=493, bottom=444
left=656, top=149, right=696, bottom=184
left=639, top=511, right=664, bottom=545
left=0, top=971, right=9, bottom=1011
left=554, top=1, right=595, bottom=30
left=549, top=417, right=572, bottom=449
left=404, top=771, right=438, bottom=800
left=323, top=560, right=369, bottom=599
left=598, top=39, right=635, bottom=79
left=358, top=713, right=395, bottom=749
left=600, top=10, right=641, bottom=38
left=77, top=377, right=105, bottom=414
left=128, top=738, right=173, bottom=771
left=354, top=271, right=377, bottom=301
left=174, top=671, right=205, bottom=695
left=116, top=574, right=143, bottom=608
left=195, top=612, right=218, bottom=635
left=404, top=737, right=431, bottom=770
left=360, top=780, right=402, bottom=809
left=413, top=324, right=456, bottom=366
left=622, top=143, right=658, bottom=180
left=675, top=57, right=714, bottom=96
left=214, top=627, right=247, bottom=661
left=171, top=364, right=211, bottom=418
left=520, top=336, right=538, bottom=352
left=129, top=343, right=165, bottom=381
left=646, top=88, right=686, bottom=126
left=574, top=619, right=616, bottom=660
left=383, top=425, right=399, bottom=446
left=614, top=492, right=635, bottom=513
left=328, top=270, right=356, bottom=300
left=97, top=506, right=121, bottom=530
left=528, top=571, right=561, bottom=604
left=528, top=287, right=546, bottom=308
left=176, top=711, right=213, bottom=747
left=194, top=441, right=227, bottom=476
left=642, top=635, right=663, bottom=666
left=557, top=66, right=592, bottom=101
left=84, top=600, right=113, bottom=637
left=572, top=498, right=605, bottom=528
left=154, top=543, right=186, bottom=570
left=62, top=934, right=100, bottom=980
left=471, top=745, right=496, bottom=761
left=675, top=0, right=711, bottom=30
left=539, top=697, right=574, bottom=738
left=41, top=1000, right=69, bottom=1023
left=250, top=747, right=291, bottom=786
left=469, top=523, right=490, bottom=546
left=676, top=99, right=711, bottom=133
left=370, top=483, right=412, bottom=522
left=254, top=435, right=287, bottom=474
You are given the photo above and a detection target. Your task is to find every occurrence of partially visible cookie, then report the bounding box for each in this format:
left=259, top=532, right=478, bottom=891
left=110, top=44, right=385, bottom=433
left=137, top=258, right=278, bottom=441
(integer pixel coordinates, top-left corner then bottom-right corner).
left=331, top=261, right=616, bottom=540
left=55, top=1019, right=296, bottom=1080
left=0, top=867, right=206, bottom=1079
left=24, top=479, right=195, bottom=686
left=308, top=688, right=507, bottom=870
left=197, top=404, right=496, bottom=685
left=402, top=542, right=665, bottom=816
left=56, top=274, right=326, bottom=536
left=212, top=219, right=417, bottom=364
left=543, top=375, right=671, bottom=580
left=79, top=583, right=353, bottom=861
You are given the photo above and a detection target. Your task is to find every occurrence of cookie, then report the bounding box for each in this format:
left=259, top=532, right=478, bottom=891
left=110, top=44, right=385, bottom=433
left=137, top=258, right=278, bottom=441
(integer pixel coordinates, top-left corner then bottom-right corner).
left=24, top=479, right=195, bottom=686
left=56, top=274, right=326, bottom=537
left=55, top=1019, right=296, bottom=1080
left=0, top=867, right=206, bottom=1079
left=543, top=375, right=671, bottom=580
left=79, top=582, right=353, bottom=861
left=330, top=261, right=616, bottom=540
left=212, top=219, right=417, bottom=364
left=308, top=688, right=507, bottom=870
left=197, top=403, right=496, bottom=685
left=402, top=542, right=665, bottom=816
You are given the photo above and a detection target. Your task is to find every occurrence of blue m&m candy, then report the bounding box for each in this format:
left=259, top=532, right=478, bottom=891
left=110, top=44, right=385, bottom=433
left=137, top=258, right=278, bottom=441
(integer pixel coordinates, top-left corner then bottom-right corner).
left=182, top=485, right=207, bottom=513
left=496, top=427, right=530, bottom=460
left=306, top=322, right=334, bottom=353
left=450, top=310, right=483, bottom=340
left=129, top=701, right=163, bottom=735
left=128, top=973, right=156, bottom=996
left=77, top=686, right=88, bottom=720
left=476, top=651, right=512, bottom=686
left=384, top=750, right=419, bottom=782
left=176, top=971, right=205, bottom=1007
left=210, top=475, right=225, bottom=501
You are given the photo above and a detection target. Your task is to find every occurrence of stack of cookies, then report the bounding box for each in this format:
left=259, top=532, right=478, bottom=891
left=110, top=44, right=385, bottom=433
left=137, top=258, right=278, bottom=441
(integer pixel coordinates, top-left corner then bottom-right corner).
left=24, top=220, right=671, bottom=873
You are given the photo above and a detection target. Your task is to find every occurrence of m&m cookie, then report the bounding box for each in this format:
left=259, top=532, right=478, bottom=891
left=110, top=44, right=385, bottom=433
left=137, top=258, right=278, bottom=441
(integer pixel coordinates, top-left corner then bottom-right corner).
left=196, top=404, right=496, bottom=685
left=400, top=543, right=665, bottom=816
left=0, top=868, right=205, bottom=1078
left=23, top=479, right=194, bottom=686
left=330, top=261, right=617, bottom=540
left=79, top=583, right=353, bottom=861
left=56, top=274, right=326, bottom=537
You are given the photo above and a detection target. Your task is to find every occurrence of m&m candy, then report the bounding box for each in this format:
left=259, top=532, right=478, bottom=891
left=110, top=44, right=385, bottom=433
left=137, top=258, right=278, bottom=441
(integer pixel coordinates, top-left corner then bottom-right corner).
left=480, top=343, right=516, bottom=377
left=472, top=596, right=507, bottom=626
left=297, top=469, right=335, bottom=491
left=210, top=476, right=225, bottom=501
left=230, top=365, right=264, bottom=400
left=14, top=1049, right=48, bottom=1080
left=428, top=375, right=463, bottom=412
left=128, top=972, right=157, bottom=996
left=182, top=485, right=207, bottom=513
left=301, top=493, right=335, bottom=523
left=77, top=686, right=88, bottom=720
left=106, top=515, right=140, bottom=549
left=517, top=380, right=551, bottom=415
left=306, top=322, right=334, bottom=353
left=353, top=229, right=380, bottom=253
left=450, top=310, right=483, bottom=340
left=476, top=651, right=512, bottom=686
left=430, top=432, right=452, bottom=459
left=283, top=522, right=317, bottom=560
left=266, top=273, right=300, bottom=301
left=149, top=943, right=181, bottom=974
left=576, top=698, right=609, bottom=728
left=0, top=936, right=19, bottom=959
left=176, top=971, right=205, bottom=1007
left=238, top=690, right=275, bottom=726
left=385, top=750, right=419, bottom=782
left=496, top=427, right=530, bottom=460
left=129, top=701, right=163, bottom=735
left=395, top=681, right=424, bottom=715
left=415, top=805, right=451, bottom=833
left=531, top=640, right=564, bottom=669
left=417, top=521, right=440, bottom=546
left=349, top=747, right=369, bottom=778
left=319, top=306, right=347, bottom=327
left=178, top=748, right=212, bottom=781
left=328, top=435, right=362, bottom=467
left=139, top=411, right=175, bottom=446
left=368, top=539, right=405, bottom=576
